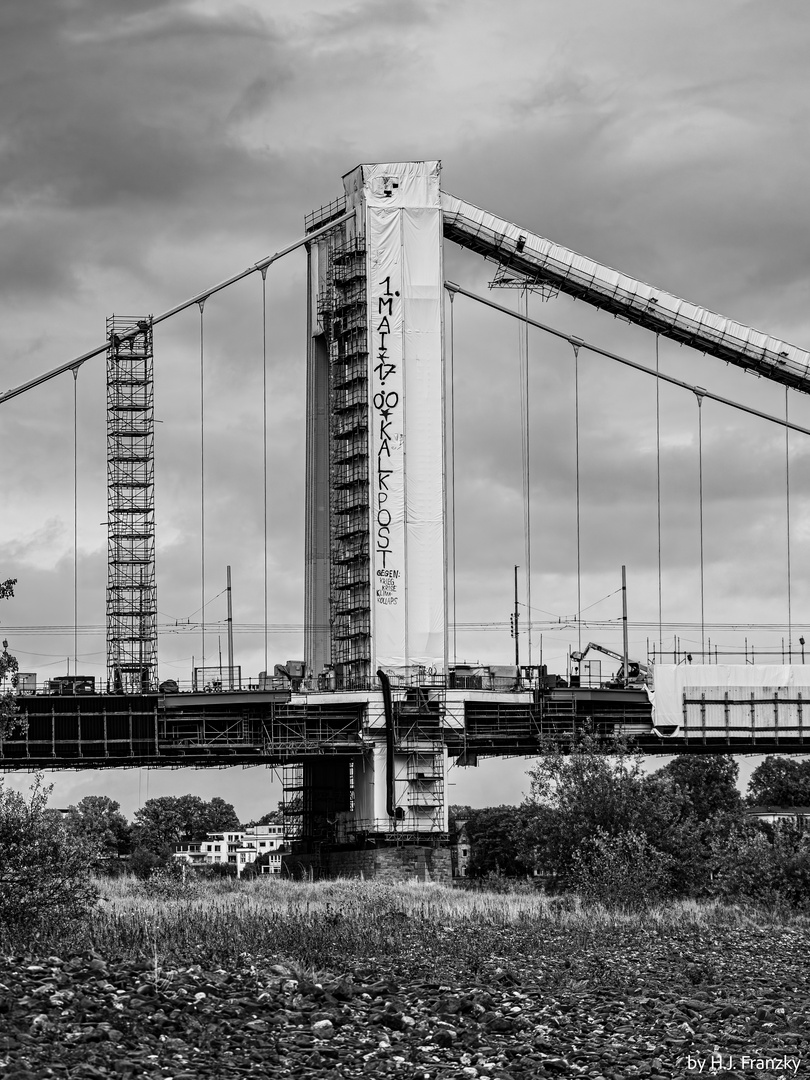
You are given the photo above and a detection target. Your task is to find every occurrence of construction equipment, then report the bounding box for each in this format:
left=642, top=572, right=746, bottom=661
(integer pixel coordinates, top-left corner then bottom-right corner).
left=570, top=642, right=650, bottom=688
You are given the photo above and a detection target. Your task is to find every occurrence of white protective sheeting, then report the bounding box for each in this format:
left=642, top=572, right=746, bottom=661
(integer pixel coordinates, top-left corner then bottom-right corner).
left=442, top=193, right=810, bottom=392
left=360, top=163, right=445, bottom=673
left=653, top=665, right=810, bottom=737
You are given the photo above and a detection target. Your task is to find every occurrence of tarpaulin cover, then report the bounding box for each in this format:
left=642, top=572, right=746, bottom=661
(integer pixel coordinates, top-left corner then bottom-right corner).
left=442, top=192, right=810, bottom=391
left=362, top=162, right=445, bottom=672
left=652, top=664, right=810, bottom=735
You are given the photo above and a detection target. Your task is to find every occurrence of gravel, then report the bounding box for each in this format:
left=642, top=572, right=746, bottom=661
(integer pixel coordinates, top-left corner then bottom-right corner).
left=1, top=918, right=808, bottom=1078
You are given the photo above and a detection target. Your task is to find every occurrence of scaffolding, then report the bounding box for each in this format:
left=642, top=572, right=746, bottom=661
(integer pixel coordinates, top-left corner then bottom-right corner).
left=282, top=758, right=355, bottom=843
left=106, top=317, right=157, bottom=693
left=324, top=235, right=372, bottom=686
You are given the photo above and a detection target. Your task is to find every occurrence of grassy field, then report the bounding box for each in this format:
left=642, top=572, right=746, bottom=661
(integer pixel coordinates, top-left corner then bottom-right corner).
left=4, top=877, right=809, bottom=1077
left=13, top=872, right=807, bottom=985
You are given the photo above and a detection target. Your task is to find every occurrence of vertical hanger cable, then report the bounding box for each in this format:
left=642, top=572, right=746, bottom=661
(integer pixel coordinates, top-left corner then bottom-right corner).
left=786, top=385, right=793, bottom=659
left=697, top=392, right=705, bottom=659
left=449, top=292, right=457, bottom=667
left=199, top=300, right=206, bottom=679
left=573, top=342, right=582, bottom=653
left=519, top=288, right=532, bottom=666
left=261, top=269, right=269, bottom=676
left=72, top=367, right=79, bottom=677
left=655, top=335, right=663, bottom=657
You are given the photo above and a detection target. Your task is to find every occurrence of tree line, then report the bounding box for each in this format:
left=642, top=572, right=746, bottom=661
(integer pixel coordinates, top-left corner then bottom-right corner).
left=48, top=792, right=284, bottom=875
left=451, top=738, right=810, bottom=907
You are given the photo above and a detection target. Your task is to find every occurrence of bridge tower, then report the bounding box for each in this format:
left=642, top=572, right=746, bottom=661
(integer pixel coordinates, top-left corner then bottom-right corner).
left=304, top=161, right=447, bottom=688
left=106, top=317, right=158, bottom=693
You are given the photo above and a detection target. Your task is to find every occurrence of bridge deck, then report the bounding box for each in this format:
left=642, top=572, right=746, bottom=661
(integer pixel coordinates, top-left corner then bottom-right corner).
left=1, top=686, right=807, bottom=769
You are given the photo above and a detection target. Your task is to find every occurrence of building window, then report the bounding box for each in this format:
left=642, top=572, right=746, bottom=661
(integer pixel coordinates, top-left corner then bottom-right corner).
left=461, top=848, right=468, bottom=857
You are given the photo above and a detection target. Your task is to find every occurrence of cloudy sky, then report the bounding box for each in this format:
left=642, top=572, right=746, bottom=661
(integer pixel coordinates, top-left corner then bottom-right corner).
left=2, top=0, right=810, bottom=819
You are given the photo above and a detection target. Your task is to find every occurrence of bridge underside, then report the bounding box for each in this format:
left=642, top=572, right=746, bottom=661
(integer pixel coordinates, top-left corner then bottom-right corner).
left=2, top=687, right=809, bottom=770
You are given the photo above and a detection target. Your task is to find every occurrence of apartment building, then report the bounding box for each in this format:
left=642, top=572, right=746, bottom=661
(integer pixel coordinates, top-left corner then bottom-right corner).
left=174, top=824, right=287, bottom=877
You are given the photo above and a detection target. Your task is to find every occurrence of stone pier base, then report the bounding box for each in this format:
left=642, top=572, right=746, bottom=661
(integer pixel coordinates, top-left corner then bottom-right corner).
left=281, top=845, right=452, bottom=883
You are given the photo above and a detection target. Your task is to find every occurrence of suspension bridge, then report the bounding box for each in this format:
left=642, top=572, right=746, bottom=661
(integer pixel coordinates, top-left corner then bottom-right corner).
left=2, top=160, right=809, bottom=860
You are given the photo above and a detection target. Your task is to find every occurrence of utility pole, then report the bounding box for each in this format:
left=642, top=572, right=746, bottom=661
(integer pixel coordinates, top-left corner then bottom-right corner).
left=513, top=565, right=520, bottom=669
left=621, top=564, right=629, bottom=688
left=226, top=565, right=234, bottom=690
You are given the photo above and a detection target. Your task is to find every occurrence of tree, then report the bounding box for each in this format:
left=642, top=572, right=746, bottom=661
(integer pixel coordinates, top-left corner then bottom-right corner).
left=522, top=733, right=703, bottom=894
left=0, top=774, right=98, bottom=942
left=207, top=795, right=241, bottom=831
left=244, top=805, right=285, bottom=828
left=463, top=805, right=537, bottom=877
left=65, top=795, right=131, bottom=858
left=132, top=794, right=241, bottom=853
left=523, top=732, right=651, bottom=875
left=748, top=757, right=810, bottom=807
left=0, top=578, right=22, bottom=740
left=660, top=754, right=741, bottom=819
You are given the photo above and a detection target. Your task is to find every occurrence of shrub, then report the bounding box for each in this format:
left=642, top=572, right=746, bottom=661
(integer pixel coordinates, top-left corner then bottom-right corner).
left=138, top=862, right=201, bottom=901
left=0, top=774, right=98, bottom=945
left=572, top=828, right=674, bottom=910
left=708, top=821, right=810, bottom=909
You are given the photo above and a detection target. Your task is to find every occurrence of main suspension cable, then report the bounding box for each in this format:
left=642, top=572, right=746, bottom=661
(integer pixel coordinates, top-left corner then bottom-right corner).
left=0, top=212, right=355, bottom=407
left=444, top=282, right=810, bottom=438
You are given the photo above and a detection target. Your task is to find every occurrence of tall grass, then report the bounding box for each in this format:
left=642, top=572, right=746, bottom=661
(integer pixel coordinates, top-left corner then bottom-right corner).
left=4, top=875, right=806, bottom=979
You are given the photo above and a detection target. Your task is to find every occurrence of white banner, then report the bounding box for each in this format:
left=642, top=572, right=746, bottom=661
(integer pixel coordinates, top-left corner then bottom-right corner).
left=361, top=162, right=445, bottom=674
left=368, top=208, right=406, bottom=668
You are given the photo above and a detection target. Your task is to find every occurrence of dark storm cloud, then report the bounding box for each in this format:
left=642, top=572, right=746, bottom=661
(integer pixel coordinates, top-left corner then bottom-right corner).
left=0, top=3, right=289, bottom=212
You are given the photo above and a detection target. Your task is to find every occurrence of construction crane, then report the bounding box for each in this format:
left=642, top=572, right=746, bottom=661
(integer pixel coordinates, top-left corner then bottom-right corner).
left=570, top=642, right=651, bottom=688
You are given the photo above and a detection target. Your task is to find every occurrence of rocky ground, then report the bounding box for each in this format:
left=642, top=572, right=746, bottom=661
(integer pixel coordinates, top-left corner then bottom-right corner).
left=0, top=918, right=808, bottom=1079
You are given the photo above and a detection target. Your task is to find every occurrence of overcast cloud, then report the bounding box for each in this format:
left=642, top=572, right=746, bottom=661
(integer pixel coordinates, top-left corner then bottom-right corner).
left=1, top=0, right=808, bottom=818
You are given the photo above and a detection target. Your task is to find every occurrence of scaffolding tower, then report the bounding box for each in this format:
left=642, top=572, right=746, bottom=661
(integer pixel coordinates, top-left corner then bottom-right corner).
left=106, top=317, right=157, bottom=693
left=324, top=235, right=372, bottom=686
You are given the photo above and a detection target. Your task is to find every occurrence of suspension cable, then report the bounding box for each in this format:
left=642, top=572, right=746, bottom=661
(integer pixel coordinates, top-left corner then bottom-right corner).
left=519, top=287, right=532, bottom=665
left=198, top=299, right=207, bottom=679
left=449, top=291, right=457, bottom=667
left=261, top=268, right=269, bottom=676
left=444, top=282, right=810, bottom=438
left=72, top=368, right=79, bottom=677
left=655, top=334, right=663, bottom=656
left=696, top=392, right=705, bottom=659
left=0, top=212, right=355, bottom=408
left=572, top=341, right=582, bottom=654
left=786, top=385, right=793, bottom=659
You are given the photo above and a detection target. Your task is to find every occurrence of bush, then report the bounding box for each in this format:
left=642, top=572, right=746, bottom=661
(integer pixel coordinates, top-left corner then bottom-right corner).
left=138, top=862, right=201, bottom=901
left=572, top=828, right=674, bottom=910
left=708, top=822, right=810, bottom=909
left=0, top=774, right=98, bottom=944
left=130, top=845, right=172, bottom=879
